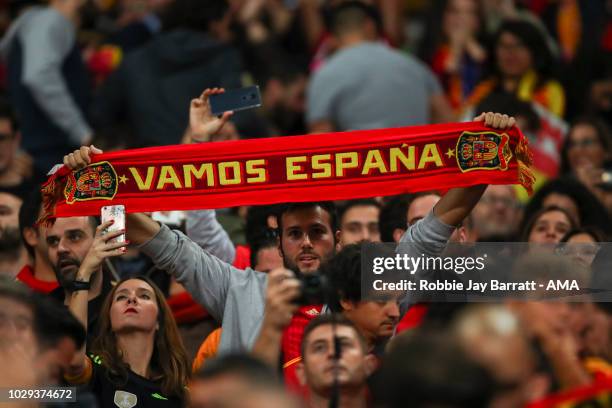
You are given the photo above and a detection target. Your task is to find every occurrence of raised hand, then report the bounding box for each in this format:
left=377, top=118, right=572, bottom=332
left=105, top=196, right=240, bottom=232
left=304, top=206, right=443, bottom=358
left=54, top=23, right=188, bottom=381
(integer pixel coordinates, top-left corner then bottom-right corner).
left=188, top=88, right=234, bottom=143
left=474, top=112, right=516, bottom=130
left=262, top=267, right=301, bottom=330
left=64, top=145, right=103, bottom=170
left=77, top=220, right=128, bottom=281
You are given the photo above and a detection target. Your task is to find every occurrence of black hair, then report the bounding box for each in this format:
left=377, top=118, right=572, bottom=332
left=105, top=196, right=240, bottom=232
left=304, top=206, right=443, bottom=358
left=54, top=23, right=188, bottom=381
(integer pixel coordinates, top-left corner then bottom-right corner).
left=300, top=314, right=366, bottom=358
left=560, top=116, right=612, bottom=174
left=338, top=199, right=380, bottom=226
left=18, top=186, right=43, bottom=259
left=161, top=0, right=229, bottom=33
left=249, top=230, right=278, bottom=270
left=406, top=191, right=442, bottom=224
left=327, top=1, right=382, bottom=36
left=520, top=177, right=612, bottom=236
left=32, top=296, right=86, bottom=351
left=560, top=227, right=608, bottom=243
left=379, top=195, right=410, bottom=243
left=245, top=205, right=280, bottom=248
left=488, top=19, right=556, bottom=86
left=193, top=353, right=278, bottom=385
left=275, top=201, right=338, bottom=237
left=0, top=97, right=18, bottom=132
left=324, top=244, right=362, bottom=313
left=8, top=0, right=41, bottom=19
left=520, top=205, right=577, bottom=242
left=373, top=329, right=495, bottom=408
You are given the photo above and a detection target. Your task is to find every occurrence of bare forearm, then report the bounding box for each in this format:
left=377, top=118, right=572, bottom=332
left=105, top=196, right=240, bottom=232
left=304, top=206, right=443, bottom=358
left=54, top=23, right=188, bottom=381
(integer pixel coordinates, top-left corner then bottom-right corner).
left=433, top=185, right=486, bottom=226
left=67, top=277, right=89, bottom=376
left=126, top=213, right=161, bottom=245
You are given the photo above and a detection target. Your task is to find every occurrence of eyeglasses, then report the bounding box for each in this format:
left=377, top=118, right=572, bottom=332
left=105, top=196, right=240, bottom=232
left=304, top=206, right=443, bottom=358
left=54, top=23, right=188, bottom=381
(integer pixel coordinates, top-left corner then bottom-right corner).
left=479, top=195, right=518, bottom=208
left=567, top=138, right=601, bottom=149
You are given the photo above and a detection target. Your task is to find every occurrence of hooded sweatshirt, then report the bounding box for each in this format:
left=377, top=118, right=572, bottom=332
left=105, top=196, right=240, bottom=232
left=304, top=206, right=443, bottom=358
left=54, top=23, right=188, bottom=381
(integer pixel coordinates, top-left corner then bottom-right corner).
left=92, top=29, right=243, bottom=147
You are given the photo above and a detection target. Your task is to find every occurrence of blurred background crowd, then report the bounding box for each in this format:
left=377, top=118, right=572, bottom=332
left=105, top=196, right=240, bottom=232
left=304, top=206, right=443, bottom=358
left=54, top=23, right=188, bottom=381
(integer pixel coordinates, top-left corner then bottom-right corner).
left=0, top=0, right=611, bottom=407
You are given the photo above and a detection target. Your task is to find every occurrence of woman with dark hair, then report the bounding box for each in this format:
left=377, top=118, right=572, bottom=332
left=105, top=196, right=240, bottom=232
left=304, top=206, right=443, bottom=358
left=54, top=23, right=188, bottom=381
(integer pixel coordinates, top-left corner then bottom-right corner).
left=521, top=205, right=576, bottom=243
left=560, top=116, right=612, bottom=213
left=561, top=116, right=612, bottom=175
left=420, top=0, right=487, bottom=110
left=558, top=227, right=606, bottom=267
left=65, top=222, right=189, bottom=406
left=561, top=227, right=608, bottom=244
left=465, top=19, right=565, bottom=117
left=520, top=177, right=612, bottom=237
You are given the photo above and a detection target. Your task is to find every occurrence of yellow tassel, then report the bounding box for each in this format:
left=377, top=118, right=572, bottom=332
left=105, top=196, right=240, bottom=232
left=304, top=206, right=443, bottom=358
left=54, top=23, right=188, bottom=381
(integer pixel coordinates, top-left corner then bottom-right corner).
left=38, top=175, right=66, bottom=227
left=515, top=136, right=535, bottom=195
left=515, top=135, right=534, bottom=167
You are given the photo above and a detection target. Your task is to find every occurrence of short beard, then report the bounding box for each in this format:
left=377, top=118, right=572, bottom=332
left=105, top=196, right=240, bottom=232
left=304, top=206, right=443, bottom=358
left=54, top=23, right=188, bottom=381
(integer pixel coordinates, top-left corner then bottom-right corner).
left=0, top=226, right=23, bottom=260
left=53, top=258, right=82, bottom=289
left=477, top=222, right=515, bottom=241
left=282, top=255, right=305, bottom=276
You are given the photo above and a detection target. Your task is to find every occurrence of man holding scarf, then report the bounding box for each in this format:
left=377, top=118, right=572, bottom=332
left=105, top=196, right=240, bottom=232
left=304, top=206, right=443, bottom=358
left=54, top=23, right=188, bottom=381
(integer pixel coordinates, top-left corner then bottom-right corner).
left=61, top=89, right=517, bottom=387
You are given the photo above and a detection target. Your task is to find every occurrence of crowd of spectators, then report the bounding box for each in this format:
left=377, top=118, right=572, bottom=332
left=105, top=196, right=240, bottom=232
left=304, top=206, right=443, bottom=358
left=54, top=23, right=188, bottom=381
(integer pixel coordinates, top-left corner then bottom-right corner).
left=0, top=0, right=611, bottom=407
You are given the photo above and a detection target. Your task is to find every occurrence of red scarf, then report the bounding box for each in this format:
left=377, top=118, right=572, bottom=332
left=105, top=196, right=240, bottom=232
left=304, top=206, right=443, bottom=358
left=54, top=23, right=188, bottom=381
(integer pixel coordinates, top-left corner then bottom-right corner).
left=41, top=122, right=532, bottom=221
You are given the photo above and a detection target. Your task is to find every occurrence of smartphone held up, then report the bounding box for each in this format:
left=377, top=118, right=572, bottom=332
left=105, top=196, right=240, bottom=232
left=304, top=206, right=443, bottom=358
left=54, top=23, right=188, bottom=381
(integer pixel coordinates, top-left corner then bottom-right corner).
left=209, top=85, right=262, bottom=116
left=101, top=205, right=126, bottom=244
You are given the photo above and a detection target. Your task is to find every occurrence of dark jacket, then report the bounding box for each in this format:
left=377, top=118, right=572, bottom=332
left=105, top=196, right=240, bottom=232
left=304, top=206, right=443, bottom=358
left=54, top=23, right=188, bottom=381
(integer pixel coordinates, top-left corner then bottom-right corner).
left=0, top=7, right=91, bottom=174
left=92, top=29, right=243, bottom=147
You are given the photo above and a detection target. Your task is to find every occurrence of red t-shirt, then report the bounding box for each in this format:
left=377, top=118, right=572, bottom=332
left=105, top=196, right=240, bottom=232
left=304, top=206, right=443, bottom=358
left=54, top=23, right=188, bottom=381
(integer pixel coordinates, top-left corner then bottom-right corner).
left=282, top=305, right=323, bottom=395
left=16, top=265, right=59, bottom=294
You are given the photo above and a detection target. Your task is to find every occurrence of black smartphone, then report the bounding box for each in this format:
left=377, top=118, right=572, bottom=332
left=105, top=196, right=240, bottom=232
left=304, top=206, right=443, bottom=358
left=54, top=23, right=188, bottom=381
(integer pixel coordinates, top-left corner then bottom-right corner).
left=209, top=85, right=262, bottom=116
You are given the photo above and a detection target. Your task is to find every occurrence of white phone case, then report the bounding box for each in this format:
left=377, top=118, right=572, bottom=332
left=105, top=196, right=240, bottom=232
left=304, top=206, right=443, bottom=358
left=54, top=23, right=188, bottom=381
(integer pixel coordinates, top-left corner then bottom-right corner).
left=101, top=205, right=126, bottom=243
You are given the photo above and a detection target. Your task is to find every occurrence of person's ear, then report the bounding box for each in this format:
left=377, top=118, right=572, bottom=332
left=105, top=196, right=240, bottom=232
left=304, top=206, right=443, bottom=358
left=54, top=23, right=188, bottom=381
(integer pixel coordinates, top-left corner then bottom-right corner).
left=392, top=228, right=405, bottom=243
left=295, top=362, right=307, bottom=386
left=364, top=353, right=378, bottom=376
left=340, top=299, right=354, bottom=312
left=267, top=214, right=278, bottom=229
left=457, top=226, right=468, bottom=243
left=335, top=230, right=343, bottom=251
left=23, top=227, right=38, bottom=249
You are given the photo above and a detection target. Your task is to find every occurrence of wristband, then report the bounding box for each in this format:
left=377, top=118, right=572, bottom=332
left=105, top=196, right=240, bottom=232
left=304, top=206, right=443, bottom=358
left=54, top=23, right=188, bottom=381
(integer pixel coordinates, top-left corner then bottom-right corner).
left=71, top=280, right=91, bottom=291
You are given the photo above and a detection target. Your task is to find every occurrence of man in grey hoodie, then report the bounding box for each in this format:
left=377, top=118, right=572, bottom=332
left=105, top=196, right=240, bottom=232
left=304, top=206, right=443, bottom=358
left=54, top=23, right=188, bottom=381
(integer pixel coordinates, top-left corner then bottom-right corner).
left=63, top=111, right=515, bottom=362
left=1, top=0, right=92, bottom=177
